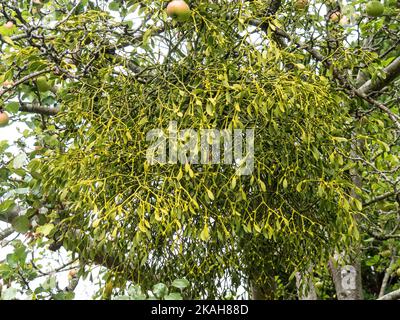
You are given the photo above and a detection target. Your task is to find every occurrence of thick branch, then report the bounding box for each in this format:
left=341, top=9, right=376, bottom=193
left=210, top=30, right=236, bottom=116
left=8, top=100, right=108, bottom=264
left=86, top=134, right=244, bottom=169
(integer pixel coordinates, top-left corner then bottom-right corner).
left=0, top=227, right=14, bottom=241
left=367, top=230, right=400, bottom=241
left=379, top=253, right=396, bottom=298
left=0, top=68, right=53, bottom=98
left=378, top=288, right=400, bottom=300
left=363, top=190, right=399, bottom=207
left=19, top=103, right=60, bottom=116
left=357, top=56, right=400, bottom=96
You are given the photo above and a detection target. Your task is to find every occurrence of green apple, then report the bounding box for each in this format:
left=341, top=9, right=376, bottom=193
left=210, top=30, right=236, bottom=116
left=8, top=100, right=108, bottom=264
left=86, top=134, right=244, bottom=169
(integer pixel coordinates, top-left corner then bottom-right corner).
left=36, top=76, right=52, bottom=92
left=366, top=1, right=385, bottom=17
left=380, top=249, right=391, bottom=258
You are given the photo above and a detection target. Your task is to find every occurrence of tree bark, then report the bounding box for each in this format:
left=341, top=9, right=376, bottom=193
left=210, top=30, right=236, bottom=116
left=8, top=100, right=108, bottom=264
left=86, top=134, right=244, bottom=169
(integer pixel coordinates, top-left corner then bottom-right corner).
left=0, top=227, right=14, bottom=241
left=328, top=256, right=363, bottom=300
left=357, top=56, right=400, bottom=95
left=378, top=288, right=400, bottom=300
left=378, top=251, right=396, bottom=298
left=295, top=270, right=317, bottom=300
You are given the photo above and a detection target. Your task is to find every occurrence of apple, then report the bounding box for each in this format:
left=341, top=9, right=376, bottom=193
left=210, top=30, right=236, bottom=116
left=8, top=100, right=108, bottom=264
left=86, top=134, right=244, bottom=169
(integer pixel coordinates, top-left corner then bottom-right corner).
left=295, top=0, right=309, bottom=10
left=68, top=269, right=78, bottom=279
left=380, top=249, right=391, bottom=257
left=36, top=76, right=52, bottom=92
left=166, top=0, right=191, bottom=22
left=329, top=11, right=341, bottom=23
left=4, top=21, right=14, bottom=29
left=366, top=1, right=385, bottom=17
left=0, top=111, right=10, bottom=128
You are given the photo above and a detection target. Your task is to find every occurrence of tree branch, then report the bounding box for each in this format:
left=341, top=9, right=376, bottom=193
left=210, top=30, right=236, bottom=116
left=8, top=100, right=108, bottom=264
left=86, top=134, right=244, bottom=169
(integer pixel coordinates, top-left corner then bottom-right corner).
left=357, top=56, right=400, bottom=96
left=378, top=288, right=400, bottom=300
left=363, top=190, right=399, bottom=207
left=265, top=27, right=400, bottom=128
left=379, top=252, right=396, bottom=298
left=0, top=227, right=14, bottom=241
left=19, top=103, right=60, bottom=116
left=0, top=68, right=53, bottom=98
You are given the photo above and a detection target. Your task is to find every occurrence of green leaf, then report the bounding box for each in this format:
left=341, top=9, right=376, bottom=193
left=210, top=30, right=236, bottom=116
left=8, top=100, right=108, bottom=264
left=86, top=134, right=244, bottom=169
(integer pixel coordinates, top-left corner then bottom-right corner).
left=171, top=278, right=189, bottom=289
left=258, top=180, right=266, bottom=192
left=12, top=215, right=30, bottom=233
left=109, top=1, right=120, bottom=11
left=2, top=36, right=14, bottom=46
left=332, top=137, right=348, bottom=143
left=296, top=181, right=303, bottom=192
left=206, top=189, right=215, bottom=201
left=42, top=276, right=57, bottom=290
left=0, top=199, right=15, bottom=214
left=12, top=153, right=26, bottom=169
left=5, top=102, right=20, bottom=114
left=365, top=255, right=380, bottom=266
left=230, top=177, right=237, bottom=190
left=152, top=283, right=168, bottom=298
left=353, top=198, right=363, bottom=211
left=14, top=188, right=29, bottom=195
left=206, top=103, right=214, bottom=116
left=53, top=292, right=75, bottom=300
left=14, top=246, right=27, bottom=264
left=164, top=292, right=183, bottom=300
left=200, top=224, right=210, bottom=241
left=282, top=178, right=288, bottom=189
left=36, top=223, right=55, bottom=236
left=0, top=140, right=9, bottom=153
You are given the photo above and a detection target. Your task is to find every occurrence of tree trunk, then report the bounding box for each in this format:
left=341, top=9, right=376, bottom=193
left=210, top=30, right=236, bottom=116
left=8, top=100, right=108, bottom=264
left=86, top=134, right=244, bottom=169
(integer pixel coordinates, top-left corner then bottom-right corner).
left=295, top=270, right=317, bottom=300
left=329, top=255, right=363, bottom=300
